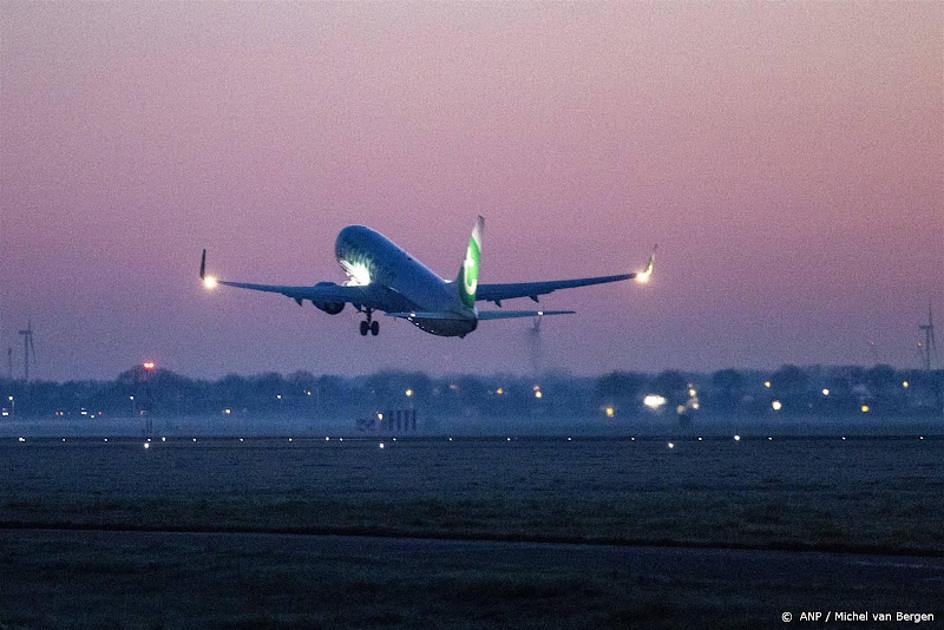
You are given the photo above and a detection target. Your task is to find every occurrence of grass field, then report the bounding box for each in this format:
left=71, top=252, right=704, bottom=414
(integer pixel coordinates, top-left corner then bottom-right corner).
left=0, top=436, right=941, bottom=554
left=1, top=434, right=942, bottom=628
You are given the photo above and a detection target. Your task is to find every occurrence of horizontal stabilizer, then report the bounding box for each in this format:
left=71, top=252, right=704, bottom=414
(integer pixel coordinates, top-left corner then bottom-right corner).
left=385, top=311, right=472, bottom=321
left=477, top=310, right=575, bottom=320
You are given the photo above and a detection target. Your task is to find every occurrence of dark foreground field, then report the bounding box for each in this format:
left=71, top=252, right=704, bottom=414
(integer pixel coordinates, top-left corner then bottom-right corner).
left=2, top=529, right=942, bottom=629
left=0, top=435, right=941, bottom=627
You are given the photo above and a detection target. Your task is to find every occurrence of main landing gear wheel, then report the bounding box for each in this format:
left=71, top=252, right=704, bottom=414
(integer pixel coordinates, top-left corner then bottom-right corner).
left=359, top=308, right=379, bottom=336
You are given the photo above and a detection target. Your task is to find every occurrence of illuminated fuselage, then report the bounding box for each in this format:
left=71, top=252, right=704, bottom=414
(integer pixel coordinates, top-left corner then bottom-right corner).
left=334, top=226, right=477, bottom=337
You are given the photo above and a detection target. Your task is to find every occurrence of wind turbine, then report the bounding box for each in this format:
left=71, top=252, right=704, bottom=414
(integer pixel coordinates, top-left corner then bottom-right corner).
left=919, top=303, right=938, bottom=371
left=18, top=318, right=35, bottom=382
left=525, top=314, right=545, bottom=372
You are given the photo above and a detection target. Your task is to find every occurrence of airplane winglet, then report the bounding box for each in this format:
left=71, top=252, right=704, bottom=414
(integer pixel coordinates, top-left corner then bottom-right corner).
left=635, top=245, right=656, bottom=284
left=199, top=249, right=218, bottom=289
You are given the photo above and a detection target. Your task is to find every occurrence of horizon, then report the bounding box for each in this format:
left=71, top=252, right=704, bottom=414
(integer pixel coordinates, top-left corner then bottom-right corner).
left=2, top=361, right=940, bottom=386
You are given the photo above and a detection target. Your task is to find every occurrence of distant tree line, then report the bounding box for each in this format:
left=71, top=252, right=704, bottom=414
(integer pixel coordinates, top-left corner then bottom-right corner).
left=0, top=364, right=941, bottom=420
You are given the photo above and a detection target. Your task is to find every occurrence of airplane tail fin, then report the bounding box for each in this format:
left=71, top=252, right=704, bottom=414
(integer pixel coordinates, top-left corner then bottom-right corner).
left=455, top=216, right=484, bottom=307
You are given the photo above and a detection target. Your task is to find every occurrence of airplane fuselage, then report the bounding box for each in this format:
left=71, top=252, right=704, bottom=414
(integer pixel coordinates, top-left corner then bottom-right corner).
left=334, top=226, right=478, bottom=337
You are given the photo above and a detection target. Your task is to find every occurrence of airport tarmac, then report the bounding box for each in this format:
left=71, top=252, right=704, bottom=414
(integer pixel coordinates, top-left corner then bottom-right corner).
left=1, top=527, right=942, bottom=628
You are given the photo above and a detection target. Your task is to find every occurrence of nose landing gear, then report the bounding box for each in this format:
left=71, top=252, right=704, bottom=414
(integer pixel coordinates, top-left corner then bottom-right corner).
left=359, top=310, right=380, bottom=336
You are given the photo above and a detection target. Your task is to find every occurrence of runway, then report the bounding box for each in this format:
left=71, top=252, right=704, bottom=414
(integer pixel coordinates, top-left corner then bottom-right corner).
left=0, top=527, right=941, bottom=629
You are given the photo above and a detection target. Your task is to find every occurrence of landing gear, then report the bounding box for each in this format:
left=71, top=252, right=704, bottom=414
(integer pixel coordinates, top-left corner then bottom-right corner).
left=359, top=309, right=379, bottom=336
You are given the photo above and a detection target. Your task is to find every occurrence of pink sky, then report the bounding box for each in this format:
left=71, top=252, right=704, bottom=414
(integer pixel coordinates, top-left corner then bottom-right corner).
left=2, top=2, right=942, bottom=380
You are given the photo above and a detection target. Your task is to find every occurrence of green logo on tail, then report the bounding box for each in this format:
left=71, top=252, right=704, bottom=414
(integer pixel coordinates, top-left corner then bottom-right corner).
left=459, top=217, right=484, bottom=307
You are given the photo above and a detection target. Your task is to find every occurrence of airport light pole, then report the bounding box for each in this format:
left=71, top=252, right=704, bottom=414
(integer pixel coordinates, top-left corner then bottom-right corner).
left=405, top=388, right=415, bottom=432
left=142, top=361, right=155, bottom=436
left=8, top=395, right=13, bottom=418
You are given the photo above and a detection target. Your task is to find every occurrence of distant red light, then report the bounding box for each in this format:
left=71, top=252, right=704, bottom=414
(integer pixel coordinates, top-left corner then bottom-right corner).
left=143, top=361, right=156, bottom=371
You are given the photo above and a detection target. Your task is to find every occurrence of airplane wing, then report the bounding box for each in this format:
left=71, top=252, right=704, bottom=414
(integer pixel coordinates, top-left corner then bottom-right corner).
left=200, top=250, right=375, bottom=308
left=477, top=275, right=632, bottom=304
left=476, top=248, right=655, bottom=306
left=215, top=280, right=369, bottom=304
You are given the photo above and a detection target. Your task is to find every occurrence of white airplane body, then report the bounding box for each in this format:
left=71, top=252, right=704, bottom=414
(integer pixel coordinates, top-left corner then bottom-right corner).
left=200, top=217, right=653, bottom=337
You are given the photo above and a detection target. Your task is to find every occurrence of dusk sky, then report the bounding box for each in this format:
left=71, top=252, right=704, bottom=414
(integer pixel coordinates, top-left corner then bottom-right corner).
left=2, top=2, right=942, bottom=381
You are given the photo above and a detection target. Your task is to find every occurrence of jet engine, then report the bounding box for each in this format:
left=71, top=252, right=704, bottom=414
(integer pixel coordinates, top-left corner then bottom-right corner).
left=314, top=301, right=345, bottom=315
left=312, top=282, right=345, bottom=314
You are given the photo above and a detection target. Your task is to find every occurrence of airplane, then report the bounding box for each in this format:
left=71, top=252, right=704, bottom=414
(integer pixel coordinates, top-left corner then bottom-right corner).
left=199, top=217, right=654, bottom=338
